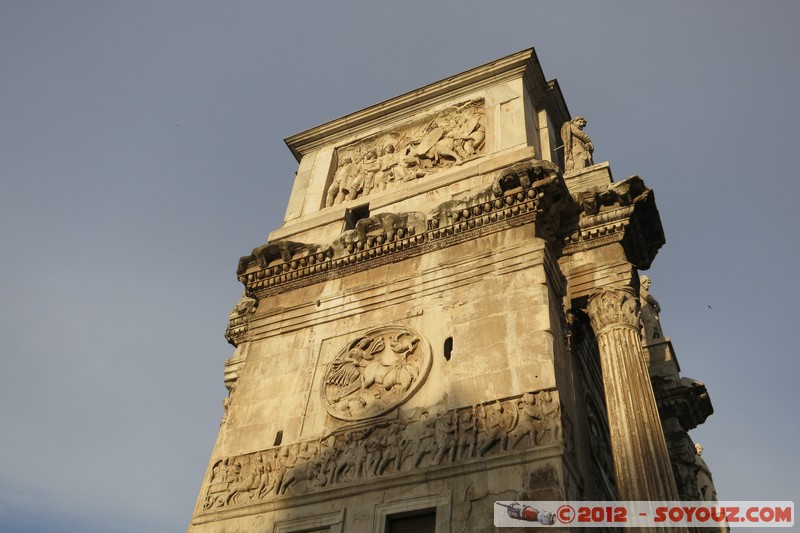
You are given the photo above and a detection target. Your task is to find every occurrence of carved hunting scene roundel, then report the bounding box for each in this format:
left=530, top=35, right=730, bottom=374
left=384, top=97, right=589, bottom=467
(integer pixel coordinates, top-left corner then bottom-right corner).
left=322, top=326, right=431, bottom=421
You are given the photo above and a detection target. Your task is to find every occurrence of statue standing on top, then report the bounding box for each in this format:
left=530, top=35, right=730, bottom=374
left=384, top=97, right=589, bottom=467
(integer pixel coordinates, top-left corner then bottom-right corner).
left=560, top=116, right=594, bottom=172
left=639, top=275, right=664, bottom=340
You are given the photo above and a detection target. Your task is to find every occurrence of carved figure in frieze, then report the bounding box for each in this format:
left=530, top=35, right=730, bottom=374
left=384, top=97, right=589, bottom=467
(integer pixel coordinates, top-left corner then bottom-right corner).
left=332, top=429, right=372, bottom=483
left=256, top=451, right=279, bottom=498
left=322, top=326, right=431, bottom=421
left=272, top=445, right=299, bottom=495
left=451, top=111, right=486, bottom=158
left=536, top=390, right=560, bottom=444
left=408, top=411, right=437, bottom=467
left=431, top=410, right=458, bottom=465
left=360, top=150, right=381, bottom=197
left=224, top=456, right=258, bottom=505
left=639, top=275, right=664, bottom=340
left=375, top=145, right=399, bottom=191
left=353, top=431, right=371, bottom=480
left=414, top=113, right=464, bottom=167
left=325, top=159, right=347, bottom=208
left=203, top=460, right=229, bottom=509
left=560, top=116, right=594, bottom=172
left=279, top=442, right=325, bottom=494
left=315, top=437, right=338, bottom=487
left=456, top=410, right=478, bottom=460
left=364, top=427, right=386, bottom=477
left=476, top=402, right=510, bottom=456
left=331, top=432, right=356, bottom=483
left=341, top=156, right=364, bottom=202
left=387, top=143, right=422, bottom=184
left=398, top=143, right=426, bottom=180
left=376, top=422, right=405, bottom=475
left=508, top=393, right=539, bottom=449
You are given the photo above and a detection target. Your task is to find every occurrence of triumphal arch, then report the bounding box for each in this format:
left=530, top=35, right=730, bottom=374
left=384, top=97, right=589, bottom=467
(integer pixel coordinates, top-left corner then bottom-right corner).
left=189, top=49, right=716, bottom=532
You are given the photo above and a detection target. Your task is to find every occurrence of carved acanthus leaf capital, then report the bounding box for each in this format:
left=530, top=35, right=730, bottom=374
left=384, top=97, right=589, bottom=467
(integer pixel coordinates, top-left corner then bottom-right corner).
left=586, top=288, right=641, bottom=334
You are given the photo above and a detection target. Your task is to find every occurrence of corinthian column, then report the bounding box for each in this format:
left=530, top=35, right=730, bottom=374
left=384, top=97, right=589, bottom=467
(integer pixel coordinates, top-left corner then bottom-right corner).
left=587, top=288, right=680, bottom=502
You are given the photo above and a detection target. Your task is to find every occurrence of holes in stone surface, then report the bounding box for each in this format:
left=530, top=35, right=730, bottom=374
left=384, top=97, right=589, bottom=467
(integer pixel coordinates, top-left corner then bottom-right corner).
left=444, top=337, right=453, bottom=361
left=273, top=430, right=283, bottom=446
left=345, top=204, right=370, bottom=230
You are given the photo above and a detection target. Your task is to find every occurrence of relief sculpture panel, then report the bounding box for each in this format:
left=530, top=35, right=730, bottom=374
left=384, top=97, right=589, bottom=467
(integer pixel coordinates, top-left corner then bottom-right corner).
left=322, top=326, right=431, bottom=421
left=202, top=390, right=563, bottom=512
left=325, top=99, right=486, bottom=207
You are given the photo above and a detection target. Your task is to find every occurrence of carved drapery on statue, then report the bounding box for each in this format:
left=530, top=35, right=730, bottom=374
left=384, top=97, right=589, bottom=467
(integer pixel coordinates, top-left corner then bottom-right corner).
left=639, top=275, right=664, bottom=340
left=560, top=116, right=594, bottom=173
left=694, top=443, right=719, bottom=502
left=325, top=99, right=486, bottom=207
left=323, top=326, right=432, bottom=421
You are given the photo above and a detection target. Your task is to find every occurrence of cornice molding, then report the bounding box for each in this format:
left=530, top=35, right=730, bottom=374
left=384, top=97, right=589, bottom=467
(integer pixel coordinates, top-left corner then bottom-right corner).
left=284, top=49, right=543, bottom=161
left=562, top=175, right=665, bottom=269
left=238, top=160, right=569, bottom=298
left=652, top=376, right=714, bottom=431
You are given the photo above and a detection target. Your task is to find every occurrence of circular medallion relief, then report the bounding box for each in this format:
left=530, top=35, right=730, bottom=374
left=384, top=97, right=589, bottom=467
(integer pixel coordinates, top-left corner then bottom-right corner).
left=322, top=326, right=431, bottom=421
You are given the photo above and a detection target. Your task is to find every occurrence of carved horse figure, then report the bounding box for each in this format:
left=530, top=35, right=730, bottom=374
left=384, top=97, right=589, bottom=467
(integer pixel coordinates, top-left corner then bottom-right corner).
left=361, top=333, right=420, bottom=392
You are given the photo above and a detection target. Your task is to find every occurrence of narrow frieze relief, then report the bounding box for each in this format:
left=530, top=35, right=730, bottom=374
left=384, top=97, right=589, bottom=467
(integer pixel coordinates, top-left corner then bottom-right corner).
left=323, top=326, right=432, bottom=421
left=202, top=390, right=564, bottom=511
left=325, top=99, right=486, bottom=207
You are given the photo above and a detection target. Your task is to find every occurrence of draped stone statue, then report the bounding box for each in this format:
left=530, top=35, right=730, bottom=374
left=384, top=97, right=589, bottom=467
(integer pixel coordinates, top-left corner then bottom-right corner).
left=694, top=443, right=718, bottom=502
left=639, top=275, right=664, bottom=340
left=560, top=116, right=594, bottom=172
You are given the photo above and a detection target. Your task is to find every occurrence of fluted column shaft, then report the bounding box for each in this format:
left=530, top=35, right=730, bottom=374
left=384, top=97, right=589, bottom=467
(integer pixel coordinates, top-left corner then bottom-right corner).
left=587, top=288, right=680, bottom=502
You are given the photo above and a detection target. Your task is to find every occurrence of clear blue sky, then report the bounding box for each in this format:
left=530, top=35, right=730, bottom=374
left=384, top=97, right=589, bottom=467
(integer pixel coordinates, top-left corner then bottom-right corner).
left=1, top=2, right=798, bottom=531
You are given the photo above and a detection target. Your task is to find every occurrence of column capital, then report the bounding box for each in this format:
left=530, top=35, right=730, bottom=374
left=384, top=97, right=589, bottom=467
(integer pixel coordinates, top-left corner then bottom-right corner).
left=586, top=287, right=640, bottom=334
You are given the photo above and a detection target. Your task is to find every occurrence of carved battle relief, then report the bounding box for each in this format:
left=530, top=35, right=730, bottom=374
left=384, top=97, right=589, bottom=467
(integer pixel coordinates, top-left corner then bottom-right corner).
left=202, top=390, right=563, bottom=511
left=325, top=99, right=486, bottom=207
left=322, top=326, right=432, bottom=421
